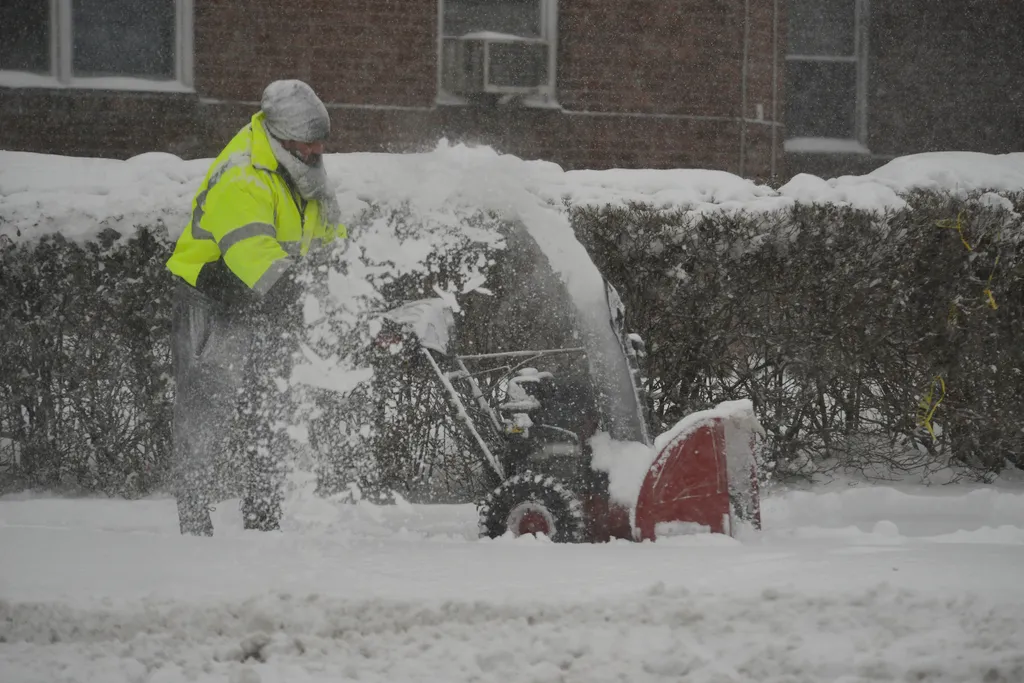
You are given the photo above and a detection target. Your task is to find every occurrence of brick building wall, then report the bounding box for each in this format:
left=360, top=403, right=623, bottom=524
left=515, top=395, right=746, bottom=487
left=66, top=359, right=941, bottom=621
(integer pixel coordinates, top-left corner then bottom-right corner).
left=195, top=0, right=438, bottom=107
left=0, top=89, right=202, bottom=160
left=0, top=0, right=782, bottom=179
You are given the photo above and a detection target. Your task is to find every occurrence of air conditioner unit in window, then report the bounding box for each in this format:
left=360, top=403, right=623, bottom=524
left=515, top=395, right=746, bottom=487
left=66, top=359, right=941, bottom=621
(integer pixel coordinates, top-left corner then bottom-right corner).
left=442, top=33, right=549, bottom=96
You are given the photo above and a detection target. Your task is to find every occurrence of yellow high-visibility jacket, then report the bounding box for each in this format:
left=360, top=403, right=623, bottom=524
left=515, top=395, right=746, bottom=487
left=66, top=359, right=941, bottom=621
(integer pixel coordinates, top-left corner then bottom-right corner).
left=166, top=112, right=345, bottom=296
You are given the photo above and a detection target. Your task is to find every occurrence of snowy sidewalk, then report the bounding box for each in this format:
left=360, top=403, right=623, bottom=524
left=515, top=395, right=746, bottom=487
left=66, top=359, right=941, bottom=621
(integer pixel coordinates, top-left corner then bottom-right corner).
left=2, top=485, right=1023, bottom=683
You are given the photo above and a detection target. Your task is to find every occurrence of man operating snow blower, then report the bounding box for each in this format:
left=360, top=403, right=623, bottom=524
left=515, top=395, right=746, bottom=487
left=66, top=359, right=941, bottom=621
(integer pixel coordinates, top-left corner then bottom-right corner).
left=165, top=80, right=345, bottom=536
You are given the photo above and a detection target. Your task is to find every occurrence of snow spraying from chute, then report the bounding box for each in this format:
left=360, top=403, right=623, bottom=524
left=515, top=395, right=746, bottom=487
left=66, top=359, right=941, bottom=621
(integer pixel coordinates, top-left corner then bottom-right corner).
left=390, top=142, right=651, bottom=443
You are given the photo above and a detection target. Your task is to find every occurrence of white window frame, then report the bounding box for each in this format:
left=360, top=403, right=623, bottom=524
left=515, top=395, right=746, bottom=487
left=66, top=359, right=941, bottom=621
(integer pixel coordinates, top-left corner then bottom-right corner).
left=783, top=0, right=869, bottom=154
left=0, top=0, right=193, bottom=93
left=436, top=0, right=559, bottom=107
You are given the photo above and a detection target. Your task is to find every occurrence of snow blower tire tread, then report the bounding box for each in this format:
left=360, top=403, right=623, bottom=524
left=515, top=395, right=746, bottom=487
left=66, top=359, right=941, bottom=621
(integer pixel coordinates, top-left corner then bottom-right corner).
left=478, top=472, right=586, bottom=543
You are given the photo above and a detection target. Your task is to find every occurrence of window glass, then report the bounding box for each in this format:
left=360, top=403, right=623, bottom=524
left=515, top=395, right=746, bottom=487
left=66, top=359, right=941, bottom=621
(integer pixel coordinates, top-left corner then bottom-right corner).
left=786, top=61, right=857, bottom=138
left=488, top=42, right=547, bottom=88
left=444, top=0, right=541, bottom=38
left=72, top=0, right=176, bottom=78
left=788, top=0, right=855, bottom=56
left=0, top=0, right=50, bottom=73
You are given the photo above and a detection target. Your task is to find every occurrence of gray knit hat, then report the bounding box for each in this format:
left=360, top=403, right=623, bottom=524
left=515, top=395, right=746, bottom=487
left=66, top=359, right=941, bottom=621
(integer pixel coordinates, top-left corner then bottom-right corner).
left=260, top=80, right=330, bottom=142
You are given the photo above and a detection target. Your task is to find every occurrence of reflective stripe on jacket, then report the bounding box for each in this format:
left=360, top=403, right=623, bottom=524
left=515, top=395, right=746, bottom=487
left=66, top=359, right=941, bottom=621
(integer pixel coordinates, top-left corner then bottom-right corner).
left=166, top=112, right=346, bottom=295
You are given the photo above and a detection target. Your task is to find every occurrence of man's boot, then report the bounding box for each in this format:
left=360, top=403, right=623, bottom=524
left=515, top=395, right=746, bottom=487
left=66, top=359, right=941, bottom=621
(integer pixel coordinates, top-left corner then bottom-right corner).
left=240, top=432, right=285, bottom=532
left=177, top=494, right=214, bottom=536
left=241, top=495, right=280, bottom=531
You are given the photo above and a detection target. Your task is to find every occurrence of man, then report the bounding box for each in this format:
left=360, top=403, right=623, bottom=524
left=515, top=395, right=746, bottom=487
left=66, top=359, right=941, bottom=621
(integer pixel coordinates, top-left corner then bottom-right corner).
left=166, top=80, right=345, bottom=535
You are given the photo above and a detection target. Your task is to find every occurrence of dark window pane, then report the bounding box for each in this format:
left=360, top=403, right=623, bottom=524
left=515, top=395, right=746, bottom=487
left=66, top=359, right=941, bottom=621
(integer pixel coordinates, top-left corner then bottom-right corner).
left=489, top=41, right=547, bottom=88
left=0, top=0, right=50, bottom=73
left=72, top=0, right=175, bottom=78
left=444, top=0, right=541, bottom=38
left=789, top=0, right=855, bottom=56
left=786, top=60, right=857, bottom=138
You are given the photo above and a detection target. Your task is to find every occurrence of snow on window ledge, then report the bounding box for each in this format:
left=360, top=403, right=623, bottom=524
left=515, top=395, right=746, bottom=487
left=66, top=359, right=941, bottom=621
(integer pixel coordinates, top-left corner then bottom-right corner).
left=435, top=90, right=562, bottom=110
left=457, top=31, right=542, bottom=42
left=0, top=71, right=194, bottom=94
left=784, top=137, right=871, bottom=155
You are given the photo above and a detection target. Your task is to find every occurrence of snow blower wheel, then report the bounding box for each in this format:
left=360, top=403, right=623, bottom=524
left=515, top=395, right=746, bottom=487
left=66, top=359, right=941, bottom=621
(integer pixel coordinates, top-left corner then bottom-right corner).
left=478, top=473, right=586, bottom=543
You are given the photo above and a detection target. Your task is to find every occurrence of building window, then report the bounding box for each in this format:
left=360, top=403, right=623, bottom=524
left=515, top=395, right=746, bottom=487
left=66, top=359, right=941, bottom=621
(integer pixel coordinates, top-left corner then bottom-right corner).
left=0, top=0, right=193, bottom=91
left=784, top=0, right=868, bottom=153
left=438, top=0, right=558, bottom=106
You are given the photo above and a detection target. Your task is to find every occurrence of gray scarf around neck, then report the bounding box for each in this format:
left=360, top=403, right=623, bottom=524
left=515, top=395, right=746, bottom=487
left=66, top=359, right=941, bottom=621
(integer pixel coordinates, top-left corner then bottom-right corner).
left=266, top=133, right=342, bottom=227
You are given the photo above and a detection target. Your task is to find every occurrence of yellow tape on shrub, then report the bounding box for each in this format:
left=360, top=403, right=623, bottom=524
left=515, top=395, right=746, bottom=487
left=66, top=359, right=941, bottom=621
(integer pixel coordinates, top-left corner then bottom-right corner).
left=937, top=212, right=999, bottom=310
left=917, top=375, right=946, bottom=441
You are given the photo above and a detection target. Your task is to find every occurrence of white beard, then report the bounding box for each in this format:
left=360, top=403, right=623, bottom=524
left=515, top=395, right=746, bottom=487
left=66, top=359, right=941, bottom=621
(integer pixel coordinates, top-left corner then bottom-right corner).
left=266, top=133, right=342, bottom=227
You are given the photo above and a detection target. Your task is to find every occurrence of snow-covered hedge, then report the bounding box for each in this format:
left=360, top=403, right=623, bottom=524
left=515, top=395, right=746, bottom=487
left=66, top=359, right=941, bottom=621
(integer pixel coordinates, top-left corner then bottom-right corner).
left=2, top=145, right=1023, bottom=496
left=574, top=191, right=1024, bottom=479
left=0, top=228, right=174, bottom=495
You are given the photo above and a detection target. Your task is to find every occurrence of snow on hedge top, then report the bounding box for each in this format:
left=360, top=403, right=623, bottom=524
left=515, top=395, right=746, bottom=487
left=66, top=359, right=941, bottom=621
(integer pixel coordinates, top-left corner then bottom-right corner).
left=0, top=151, right=209, bottom=242
left=779, top=152, right=1024, bottom=209
left=2, top=144, right=1023, bottom=243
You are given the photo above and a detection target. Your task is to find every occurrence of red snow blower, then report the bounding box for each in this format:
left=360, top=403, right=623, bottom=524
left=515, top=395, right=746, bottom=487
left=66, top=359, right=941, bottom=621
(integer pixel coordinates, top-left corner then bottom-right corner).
left=371, top=222, right=762, bottom=542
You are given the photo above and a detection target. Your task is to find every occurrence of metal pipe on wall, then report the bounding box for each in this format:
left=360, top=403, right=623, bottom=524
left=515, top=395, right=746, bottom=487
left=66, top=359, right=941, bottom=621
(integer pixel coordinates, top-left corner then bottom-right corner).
left=771, top=0, right=779, bottom=178
left=739, top=0, right=750, bottom=177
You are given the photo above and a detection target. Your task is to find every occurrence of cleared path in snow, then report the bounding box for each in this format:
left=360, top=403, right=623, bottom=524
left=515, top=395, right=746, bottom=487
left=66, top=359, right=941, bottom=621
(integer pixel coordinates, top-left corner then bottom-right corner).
left=1, top=484, right=1023, bottom=682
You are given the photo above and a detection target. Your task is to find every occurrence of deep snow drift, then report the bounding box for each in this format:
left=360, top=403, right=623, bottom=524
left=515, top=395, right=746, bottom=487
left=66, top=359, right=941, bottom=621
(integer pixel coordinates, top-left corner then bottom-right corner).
left=2, top=479, right=1023, bottom=683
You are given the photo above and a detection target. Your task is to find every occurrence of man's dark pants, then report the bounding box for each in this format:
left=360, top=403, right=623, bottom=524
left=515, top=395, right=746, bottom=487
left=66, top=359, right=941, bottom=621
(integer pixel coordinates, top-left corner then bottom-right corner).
left=170, top=283, right=292, bottom=535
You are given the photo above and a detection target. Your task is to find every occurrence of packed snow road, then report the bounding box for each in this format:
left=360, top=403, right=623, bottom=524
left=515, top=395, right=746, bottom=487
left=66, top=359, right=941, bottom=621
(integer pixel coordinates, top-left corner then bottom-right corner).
left=2, top=482, right=1023, bottom=683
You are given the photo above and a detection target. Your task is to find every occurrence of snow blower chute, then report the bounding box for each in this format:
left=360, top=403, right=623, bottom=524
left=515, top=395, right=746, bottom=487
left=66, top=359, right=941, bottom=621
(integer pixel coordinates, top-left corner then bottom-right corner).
left=373, top=221, right=762, bottom=541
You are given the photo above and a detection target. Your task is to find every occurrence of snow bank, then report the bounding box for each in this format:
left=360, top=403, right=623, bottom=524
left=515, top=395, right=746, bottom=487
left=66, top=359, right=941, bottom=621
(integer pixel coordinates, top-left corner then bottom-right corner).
left=924, top=525, right=1024, bottom=545
left=7, top=583, right=1021, bottom=683
left=764, top=485, right=1024, bottom=538
left=780, top=152, right=1024, bottom=212
left=0, top=150, right=206, bottom=241
left=867, top=151, right=1024, bottom=196
left=2, top=490, right=1024, bottom=682
left=3, top=145, right=1024, bottom=245
left=557, top=167, right=784, bottom=212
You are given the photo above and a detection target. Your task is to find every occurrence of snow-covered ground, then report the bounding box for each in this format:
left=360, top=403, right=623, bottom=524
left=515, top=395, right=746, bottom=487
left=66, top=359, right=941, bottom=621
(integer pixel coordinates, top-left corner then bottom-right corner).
left=2, top=479, right=1023, bottom=683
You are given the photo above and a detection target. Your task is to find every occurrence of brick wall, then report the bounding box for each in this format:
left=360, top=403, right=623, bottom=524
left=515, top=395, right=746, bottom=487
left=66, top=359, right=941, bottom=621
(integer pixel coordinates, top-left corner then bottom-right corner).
left=553, top=0, right=781, bottom=177
left=560, top=0, right=743, bottom=117
left=195, top=0, right=437, bottom=106
left=0, top=89, right=204, bottom=159
left=4, top=2, right=1019, bottom=182
left=1, top=0, right=782, bottom=178
left=741, top=0, right=784, bottom=180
